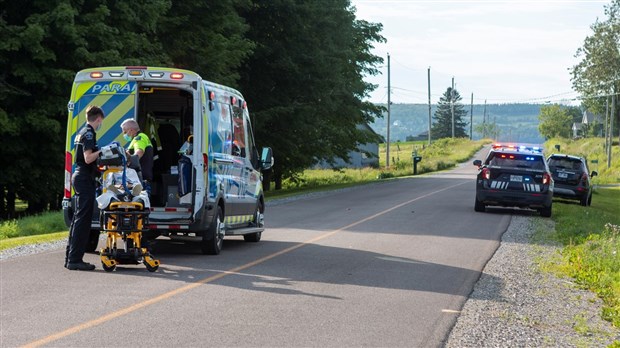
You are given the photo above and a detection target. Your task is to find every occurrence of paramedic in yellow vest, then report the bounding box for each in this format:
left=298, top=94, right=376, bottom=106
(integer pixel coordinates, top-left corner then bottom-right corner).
left=121, top=119, right=154, bottom=194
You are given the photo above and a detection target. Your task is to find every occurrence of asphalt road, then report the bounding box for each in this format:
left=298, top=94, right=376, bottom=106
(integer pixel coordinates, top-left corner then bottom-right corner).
left=1, top=150, right=516, bottom=347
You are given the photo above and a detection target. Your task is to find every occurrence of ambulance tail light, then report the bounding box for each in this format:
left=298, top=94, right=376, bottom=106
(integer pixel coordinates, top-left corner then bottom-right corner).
left=64, top=152, right=72, bottom=199
left=203, top=153, right=208, bottom=172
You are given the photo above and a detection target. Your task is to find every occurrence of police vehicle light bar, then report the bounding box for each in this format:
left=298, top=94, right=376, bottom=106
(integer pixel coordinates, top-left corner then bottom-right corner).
left=492, top=143, right=542, bottom=153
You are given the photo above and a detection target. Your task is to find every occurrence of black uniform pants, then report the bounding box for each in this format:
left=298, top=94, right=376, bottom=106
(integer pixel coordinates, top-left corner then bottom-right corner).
left=65, top=171, right=96, bottom=264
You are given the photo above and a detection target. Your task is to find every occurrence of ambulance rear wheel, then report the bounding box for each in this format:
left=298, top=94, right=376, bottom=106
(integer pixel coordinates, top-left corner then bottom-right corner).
left=244, top=201, right=263, bottom=243
left=201, top=206, right=223, bottom=255
left=85, top=229, right=100, bottom=253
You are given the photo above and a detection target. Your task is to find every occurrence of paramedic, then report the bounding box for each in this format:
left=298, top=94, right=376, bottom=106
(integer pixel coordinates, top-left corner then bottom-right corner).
left=121, top=119, right=154, bottom=194
left=65, top=105, right=104, bottom=271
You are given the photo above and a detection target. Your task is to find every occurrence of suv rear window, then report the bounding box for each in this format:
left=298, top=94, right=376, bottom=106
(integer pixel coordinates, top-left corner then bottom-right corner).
left=548, top=157, right=583, bottom=171
left=488, top=153, right=545, bottom=170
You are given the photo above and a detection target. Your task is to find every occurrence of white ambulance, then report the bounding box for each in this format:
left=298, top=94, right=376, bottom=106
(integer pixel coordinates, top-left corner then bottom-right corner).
left=62, top=66, right=273, bottom=254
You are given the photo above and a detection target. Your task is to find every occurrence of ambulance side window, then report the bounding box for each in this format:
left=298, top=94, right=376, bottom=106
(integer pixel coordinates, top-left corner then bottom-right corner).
left=231, top=105, right=246, bottom=158
left=245, top=112, right=259, bottom=169
left=209, top=101, right=233, bottom=155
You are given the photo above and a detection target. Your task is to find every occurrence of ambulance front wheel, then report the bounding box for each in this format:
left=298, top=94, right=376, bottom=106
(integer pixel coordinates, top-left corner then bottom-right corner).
left=85, top=229, right=100, bottom=253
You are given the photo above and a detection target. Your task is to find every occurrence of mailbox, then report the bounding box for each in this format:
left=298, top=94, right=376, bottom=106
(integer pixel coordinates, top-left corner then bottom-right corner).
left=412, top=155, right=422, bottom=175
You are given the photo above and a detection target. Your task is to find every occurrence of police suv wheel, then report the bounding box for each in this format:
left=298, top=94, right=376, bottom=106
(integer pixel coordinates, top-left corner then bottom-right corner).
left=474, top=197, right=486, bottom=212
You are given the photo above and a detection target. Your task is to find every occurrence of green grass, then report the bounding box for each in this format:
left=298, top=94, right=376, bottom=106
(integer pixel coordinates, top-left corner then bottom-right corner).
left=541, top=188, right=620, bottom=330
left=0, top=211, right=69, bottom=251
left=538, top=137, right=620, bottom=332
left=0, top=231, right=68, bottom=251
left=272, top=138, right=489, bottom=195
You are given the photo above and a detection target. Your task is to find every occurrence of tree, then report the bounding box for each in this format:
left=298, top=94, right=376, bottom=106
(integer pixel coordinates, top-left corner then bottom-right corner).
left=0, top=0, right=171, bottom=217
left=156, top=1, right=255, bottom=87
left=538, top=104, right=572, bottom=139
left=238, top=0, right=385, bottom=189
left=474, top=122, right=500, bottom=140
left=571, top=0, right=619, bottom=140
left=431, top=87, right=469, bottom=139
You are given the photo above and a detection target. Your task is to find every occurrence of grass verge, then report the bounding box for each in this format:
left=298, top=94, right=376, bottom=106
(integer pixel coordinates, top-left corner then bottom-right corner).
left=539, top=187, right=620, bottom=329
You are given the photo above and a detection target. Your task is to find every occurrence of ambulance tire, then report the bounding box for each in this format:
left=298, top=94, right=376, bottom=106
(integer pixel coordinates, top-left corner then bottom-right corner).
left=244, top=201, right=263, bottom=243
left=85, top=229, right=101, bottom=253
left=201, top=206, right=223, bottom=255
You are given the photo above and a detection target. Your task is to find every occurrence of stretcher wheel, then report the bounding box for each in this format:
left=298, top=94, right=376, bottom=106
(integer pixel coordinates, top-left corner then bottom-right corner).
left=144, top=262, right=158, bottom=272
left=102, top=263, right=116, bottom=272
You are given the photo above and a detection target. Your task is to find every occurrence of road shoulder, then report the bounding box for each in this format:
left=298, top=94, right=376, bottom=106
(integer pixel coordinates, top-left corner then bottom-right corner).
left=445, top=215, right=620, bottom=347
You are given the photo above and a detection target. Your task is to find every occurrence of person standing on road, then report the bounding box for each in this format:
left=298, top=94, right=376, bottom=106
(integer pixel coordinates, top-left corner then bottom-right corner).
left=65, top=105, right=104, bottom=271
left=121, top=119, right=154, bottom=194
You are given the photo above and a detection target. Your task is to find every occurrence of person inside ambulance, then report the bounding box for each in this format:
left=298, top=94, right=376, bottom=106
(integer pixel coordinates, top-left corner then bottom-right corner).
left=121, top=119, right=154, bottom=195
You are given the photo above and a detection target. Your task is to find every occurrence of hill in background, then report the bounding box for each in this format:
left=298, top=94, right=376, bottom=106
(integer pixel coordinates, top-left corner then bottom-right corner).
left=370, top=103, right=544, bottom=144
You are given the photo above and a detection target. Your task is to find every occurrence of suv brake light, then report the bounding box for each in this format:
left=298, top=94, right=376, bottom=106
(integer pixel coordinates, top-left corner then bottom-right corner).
left=482, top=168, right=491, bottom=180
left=542, top=172, right=551, bottom=185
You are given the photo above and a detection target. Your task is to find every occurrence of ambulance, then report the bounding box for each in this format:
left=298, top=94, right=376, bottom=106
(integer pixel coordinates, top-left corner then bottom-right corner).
left=62, top=66, right=273, bottom=255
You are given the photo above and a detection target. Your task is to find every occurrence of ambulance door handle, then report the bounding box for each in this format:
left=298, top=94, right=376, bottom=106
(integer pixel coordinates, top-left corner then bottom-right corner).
left=215, top=158, right=233, bottom=165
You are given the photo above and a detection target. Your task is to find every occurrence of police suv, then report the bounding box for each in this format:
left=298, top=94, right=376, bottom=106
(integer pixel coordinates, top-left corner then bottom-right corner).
left=62, top=67, right=273, bottom=254
left=473, top=144, right=553, bottom=217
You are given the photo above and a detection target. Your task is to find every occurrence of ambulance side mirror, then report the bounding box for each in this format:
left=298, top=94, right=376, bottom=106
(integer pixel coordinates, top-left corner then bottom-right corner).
left=260, top=147, right=274, bottom=171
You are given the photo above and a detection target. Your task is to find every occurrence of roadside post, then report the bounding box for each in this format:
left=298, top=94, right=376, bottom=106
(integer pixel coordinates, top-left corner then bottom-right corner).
left=412, top=148, right=422, bottom=175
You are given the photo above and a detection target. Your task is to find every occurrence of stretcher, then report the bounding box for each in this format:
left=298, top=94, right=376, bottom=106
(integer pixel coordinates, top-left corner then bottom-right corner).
left=96, top=143, right=160, bottom=272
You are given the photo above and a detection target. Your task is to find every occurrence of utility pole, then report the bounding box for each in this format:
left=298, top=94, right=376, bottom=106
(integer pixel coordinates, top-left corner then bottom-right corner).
left=609, top=93, right=615, bottom=169
left=386, top=53, right=391, bottom=169
left=427, top=67, right=431, bottom=145
left=605, top=97, right=609, bottom=158
left=470, top=93, right=473, bottom=140
left=483, top=99, right=487, bottom=138
left=451, top=77, right=455, bottom=138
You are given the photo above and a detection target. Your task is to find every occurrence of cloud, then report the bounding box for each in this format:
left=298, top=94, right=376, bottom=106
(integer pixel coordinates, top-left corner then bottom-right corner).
left=352, top=0, right=608, bottom=103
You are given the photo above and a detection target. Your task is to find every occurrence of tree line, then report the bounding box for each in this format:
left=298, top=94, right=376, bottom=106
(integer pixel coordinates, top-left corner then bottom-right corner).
left=0, top=0, right=385, bottom=218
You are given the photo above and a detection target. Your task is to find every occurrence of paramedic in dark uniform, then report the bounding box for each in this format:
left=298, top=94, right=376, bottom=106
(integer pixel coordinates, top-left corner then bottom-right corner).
left=121, top=118, right=154, bottom=194
left=65, top=105, right=104, bottom=271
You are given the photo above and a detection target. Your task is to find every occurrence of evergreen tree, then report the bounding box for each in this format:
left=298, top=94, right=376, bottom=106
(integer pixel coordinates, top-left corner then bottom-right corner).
left=431, top=87, right=469, bottom=139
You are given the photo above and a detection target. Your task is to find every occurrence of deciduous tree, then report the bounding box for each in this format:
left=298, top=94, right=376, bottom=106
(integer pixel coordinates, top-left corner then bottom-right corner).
left=238, top=0, right=385, bottom=189
left=538, top=104, right=572, bottom=139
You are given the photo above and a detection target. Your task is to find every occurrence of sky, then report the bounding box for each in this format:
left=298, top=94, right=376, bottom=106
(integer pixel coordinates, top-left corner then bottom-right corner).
left=351, top=0, right=609, bottom=105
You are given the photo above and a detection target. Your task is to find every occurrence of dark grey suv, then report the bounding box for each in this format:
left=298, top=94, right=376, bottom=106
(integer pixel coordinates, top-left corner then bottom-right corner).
left=546, top=154, right=597, bottom=206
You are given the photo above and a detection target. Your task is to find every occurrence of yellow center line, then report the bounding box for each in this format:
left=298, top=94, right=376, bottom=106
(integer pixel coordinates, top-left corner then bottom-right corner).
left=22, top=180, right=467, bottom=348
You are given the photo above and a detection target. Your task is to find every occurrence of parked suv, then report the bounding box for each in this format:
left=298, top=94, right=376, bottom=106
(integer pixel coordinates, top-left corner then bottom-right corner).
left=546, top=154, right=597, bottom=206
left=473, top=144, right=554, bottom=217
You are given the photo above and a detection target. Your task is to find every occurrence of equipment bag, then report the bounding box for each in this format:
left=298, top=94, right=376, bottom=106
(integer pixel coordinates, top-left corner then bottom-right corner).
left=178, top=155, right=192, bottom=196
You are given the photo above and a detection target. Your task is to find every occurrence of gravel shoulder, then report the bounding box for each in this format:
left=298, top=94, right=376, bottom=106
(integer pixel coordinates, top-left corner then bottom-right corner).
left=445, top=215, right=620, bottom=347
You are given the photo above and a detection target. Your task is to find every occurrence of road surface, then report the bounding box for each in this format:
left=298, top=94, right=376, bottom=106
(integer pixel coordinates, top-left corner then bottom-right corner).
left=1, top=150, right=523, bottom=347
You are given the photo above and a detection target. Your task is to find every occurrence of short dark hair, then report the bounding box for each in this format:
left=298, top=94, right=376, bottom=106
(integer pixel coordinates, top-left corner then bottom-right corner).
left=85, top=105, right=104, bottom=122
